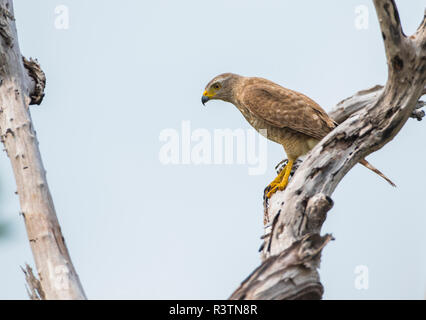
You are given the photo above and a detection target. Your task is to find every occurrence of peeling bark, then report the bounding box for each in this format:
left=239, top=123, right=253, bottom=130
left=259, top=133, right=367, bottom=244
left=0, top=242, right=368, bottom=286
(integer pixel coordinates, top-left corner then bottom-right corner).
left=21, top=264, right=45, bottom=300
left=0, top=0, right=86, bottom=299
left=22, top=57, right=46, bottom=105
left=232, top=0, right=425, bottom=300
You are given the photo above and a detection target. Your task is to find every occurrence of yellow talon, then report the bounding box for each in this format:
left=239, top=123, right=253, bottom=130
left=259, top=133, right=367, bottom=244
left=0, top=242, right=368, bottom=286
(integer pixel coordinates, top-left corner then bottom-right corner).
left=265, top=159, right=294, bottom=199
left=265, top=163, right=287, bottom=190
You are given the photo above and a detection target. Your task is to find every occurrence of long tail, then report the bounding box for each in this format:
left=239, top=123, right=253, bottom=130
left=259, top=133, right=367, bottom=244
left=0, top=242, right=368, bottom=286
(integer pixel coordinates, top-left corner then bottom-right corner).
left=359, top=159, right=396, bottom=187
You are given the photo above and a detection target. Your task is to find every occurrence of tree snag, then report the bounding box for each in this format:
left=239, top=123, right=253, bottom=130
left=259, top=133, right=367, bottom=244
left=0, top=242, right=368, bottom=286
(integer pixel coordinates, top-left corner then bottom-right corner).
left=0, top=0, right=86, bottom=299
left=231, top=0, right=425, bottom=300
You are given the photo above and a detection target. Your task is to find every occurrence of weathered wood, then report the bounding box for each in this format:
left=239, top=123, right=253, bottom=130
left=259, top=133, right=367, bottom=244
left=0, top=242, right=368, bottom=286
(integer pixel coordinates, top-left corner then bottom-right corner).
left=329, top=84, right=425, bottom=124
left=231, top=234, right=333, bottom=300
left=231, top=0, right=425, bottom=300
left=21, top=264, right=45, bottom=300
left=0, top=0, right=86, bottom=299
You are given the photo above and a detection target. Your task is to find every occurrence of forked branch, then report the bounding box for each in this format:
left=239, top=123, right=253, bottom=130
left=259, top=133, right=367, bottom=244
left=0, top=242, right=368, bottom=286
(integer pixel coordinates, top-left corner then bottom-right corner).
left=231, top=0, right=425, bottom=300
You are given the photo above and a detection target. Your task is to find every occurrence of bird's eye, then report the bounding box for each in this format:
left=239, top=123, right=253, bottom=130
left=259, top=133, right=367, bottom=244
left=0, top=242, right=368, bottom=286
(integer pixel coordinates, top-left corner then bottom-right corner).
left=213, top=83, right=220, bottom=90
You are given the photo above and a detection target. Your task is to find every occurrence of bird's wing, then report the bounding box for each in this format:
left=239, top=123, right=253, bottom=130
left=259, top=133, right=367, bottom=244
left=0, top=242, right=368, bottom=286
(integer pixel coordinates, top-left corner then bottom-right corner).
left=240, top=82, right=336, bottom=140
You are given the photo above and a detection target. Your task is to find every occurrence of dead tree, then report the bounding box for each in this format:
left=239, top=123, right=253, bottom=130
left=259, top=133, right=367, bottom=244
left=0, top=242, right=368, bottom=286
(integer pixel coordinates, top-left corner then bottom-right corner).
left=230, top=0, right=425, bottom=300
left=0, top=0, right=86, bottom=299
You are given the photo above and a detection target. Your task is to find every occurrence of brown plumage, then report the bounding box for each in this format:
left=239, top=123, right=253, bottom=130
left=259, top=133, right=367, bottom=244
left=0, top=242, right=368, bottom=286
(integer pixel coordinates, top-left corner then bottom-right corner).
left=202, top=73, right=395, bottom=197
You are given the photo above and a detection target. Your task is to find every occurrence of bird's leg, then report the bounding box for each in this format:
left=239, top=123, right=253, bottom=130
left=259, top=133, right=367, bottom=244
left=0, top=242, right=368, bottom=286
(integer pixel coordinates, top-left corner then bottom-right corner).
left=265, top=163, right=288, bottom=192
left=276, top=159, right=294, bottom=190
left=266, top=159, right=294, bottom=198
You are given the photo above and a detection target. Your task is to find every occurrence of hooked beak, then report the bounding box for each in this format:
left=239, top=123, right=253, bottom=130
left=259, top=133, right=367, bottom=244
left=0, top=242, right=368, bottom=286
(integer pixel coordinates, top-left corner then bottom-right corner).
left=202, top=90, right=213, bottom=106
left=201, top=95, right=209, bottom=106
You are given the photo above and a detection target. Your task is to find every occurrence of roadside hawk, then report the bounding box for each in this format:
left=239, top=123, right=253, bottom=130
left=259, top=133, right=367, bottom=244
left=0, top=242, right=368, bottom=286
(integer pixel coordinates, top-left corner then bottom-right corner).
left=201, top=73, right=395, bottom=198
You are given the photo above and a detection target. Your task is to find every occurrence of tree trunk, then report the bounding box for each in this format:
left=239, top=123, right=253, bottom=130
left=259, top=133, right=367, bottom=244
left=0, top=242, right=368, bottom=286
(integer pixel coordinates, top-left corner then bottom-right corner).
left=0, top=0, right=86, bottom=299
left=231, top=0, right=425, bottom=300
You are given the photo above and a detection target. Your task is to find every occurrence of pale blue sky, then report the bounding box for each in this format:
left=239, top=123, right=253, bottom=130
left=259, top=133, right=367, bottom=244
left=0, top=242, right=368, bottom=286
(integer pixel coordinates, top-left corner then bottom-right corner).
left=0, top=0, right=424, bottom=299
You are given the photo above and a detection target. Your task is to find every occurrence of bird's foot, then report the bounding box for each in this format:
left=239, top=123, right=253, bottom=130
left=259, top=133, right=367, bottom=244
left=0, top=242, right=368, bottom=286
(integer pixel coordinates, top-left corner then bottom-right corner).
left=264, top=164, right=288, bottom=199
left=265, top=179, right=289, bottom=199
left=264, top=159, right=294, bottom=199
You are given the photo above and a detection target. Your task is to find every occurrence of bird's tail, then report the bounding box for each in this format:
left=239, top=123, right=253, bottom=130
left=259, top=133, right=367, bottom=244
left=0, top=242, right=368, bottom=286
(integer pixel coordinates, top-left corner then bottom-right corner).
left=359, top=159, right=396, bottom=187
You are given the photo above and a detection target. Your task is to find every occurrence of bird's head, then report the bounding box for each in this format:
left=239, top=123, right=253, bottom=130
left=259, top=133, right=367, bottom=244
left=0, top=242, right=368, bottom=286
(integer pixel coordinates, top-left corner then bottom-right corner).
left=202, top=73, right=241, bottom=105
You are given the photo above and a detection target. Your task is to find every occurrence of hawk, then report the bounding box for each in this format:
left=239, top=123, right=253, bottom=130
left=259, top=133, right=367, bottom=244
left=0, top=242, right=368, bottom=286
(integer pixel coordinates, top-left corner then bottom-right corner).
left=201, top=73, right=395, bottom=198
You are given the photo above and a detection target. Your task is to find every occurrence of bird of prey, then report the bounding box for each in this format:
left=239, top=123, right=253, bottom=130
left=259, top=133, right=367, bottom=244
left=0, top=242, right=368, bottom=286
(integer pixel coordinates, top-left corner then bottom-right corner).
left=201, top=73, right=395, bottom=198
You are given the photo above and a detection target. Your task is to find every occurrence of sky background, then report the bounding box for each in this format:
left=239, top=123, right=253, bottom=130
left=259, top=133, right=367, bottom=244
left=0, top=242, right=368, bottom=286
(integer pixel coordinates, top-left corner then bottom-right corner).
left=0, top=0, right=425, bottom=299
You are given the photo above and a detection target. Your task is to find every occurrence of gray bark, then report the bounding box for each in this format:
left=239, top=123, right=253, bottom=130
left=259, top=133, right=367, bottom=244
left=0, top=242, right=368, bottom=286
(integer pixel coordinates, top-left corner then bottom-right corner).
left=0, top=0, right=86, bottom=299
left=231, top=0, right=425, bottom=300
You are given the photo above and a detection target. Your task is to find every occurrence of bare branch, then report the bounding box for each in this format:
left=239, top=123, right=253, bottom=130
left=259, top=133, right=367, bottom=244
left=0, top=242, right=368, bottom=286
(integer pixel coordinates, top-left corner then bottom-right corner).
left=329, top=85, right=383, bottom=123
left=231, top=1, right=426, bottom=300
left=413, top=8, right=426, bottom=46
left=329, top=84, right=425, bottom=124
left=373, top=0, right=407, bottom=74
left=231, top=234, right=333, bottom=300
left=0, top=0, right=86, bottom=299
left=0, top=2, right=14, bottom=47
